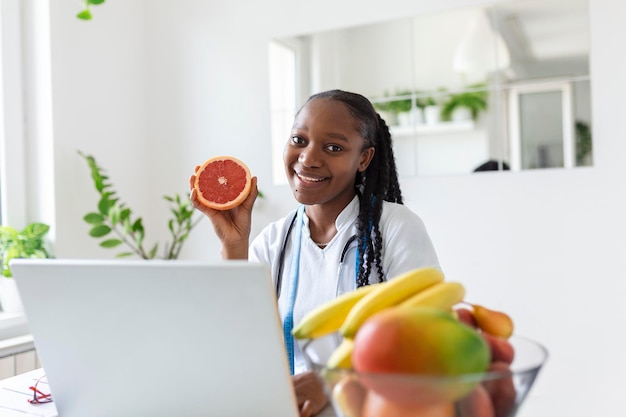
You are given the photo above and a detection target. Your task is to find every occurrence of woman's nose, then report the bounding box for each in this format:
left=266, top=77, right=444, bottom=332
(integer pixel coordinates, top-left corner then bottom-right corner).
left=298, top=146, right=323, bottom=167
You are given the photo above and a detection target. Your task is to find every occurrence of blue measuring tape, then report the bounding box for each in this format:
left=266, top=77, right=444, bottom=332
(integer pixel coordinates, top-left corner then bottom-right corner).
left=282, top=205, right=304, bottom=375
left=281, top=204, right=365, bottom=374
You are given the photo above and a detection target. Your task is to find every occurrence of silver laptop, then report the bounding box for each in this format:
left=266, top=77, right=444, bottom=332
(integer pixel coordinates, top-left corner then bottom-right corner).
left=10, top=259, right=300, bottom=417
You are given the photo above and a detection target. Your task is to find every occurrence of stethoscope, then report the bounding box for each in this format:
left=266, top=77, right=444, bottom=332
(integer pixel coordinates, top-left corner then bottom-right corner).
left=278, top=206, right=358, bottom=375
left=275, top=209, right=358, bottom=299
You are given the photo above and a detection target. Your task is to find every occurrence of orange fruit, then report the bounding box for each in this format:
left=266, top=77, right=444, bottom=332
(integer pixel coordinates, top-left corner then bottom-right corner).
left=193, top=156, right=252, bottom=210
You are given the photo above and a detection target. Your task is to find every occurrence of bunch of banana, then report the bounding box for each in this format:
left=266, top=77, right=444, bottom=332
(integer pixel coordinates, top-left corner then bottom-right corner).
left=292, top=283, right=382, bottom=339
left=292, top=266, right=468, bottom=368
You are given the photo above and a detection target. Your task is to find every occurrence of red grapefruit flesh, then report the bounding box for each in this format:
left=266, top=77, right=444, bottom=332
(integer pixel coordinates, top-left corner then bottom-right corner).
left=193, top=156, right=252, bottom=210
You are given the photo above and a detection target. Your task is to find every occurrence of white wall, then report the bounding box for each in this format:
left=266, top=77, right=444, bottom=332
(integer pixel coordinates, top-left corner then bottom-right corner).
left=40, top=0, right=626, bottom=415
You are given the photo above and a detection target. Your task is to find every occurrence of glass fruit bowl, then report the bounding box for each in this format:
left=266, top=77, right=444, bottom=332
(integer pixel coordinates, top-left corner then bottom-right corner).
left=301, top=333, right=548, bottom=417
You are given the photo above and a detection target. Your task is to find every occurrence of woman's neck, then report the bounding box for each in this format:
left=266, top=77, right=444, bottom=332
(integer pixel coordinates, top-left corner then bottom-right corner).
left=305, top=195, right=355, bottom=244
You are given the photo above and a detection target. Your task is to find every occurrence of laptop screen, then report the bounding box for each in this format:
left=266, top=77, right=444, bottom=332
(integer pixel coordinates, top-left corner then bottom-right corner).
left=11, top=259, right=300, bottom=417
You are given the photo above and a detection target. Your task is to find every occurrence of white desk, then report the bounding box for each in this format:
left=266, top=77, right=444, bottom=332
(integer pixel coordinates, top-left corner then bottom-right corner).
left=0, top=368, right=56, bottom=416
left=0, top=368, right=337, bottom=417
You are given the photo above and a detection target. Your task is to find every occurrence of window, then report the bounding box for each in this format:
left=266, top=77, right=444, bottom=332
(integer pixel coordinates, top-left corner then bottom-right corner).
left=1, top=0, right=27, bottom=227
left=0, top=0, right=54, bottom=316
left=268, top=40, right=298, bottom=185
left=508, top=82, right=573, bottom=170
left=0, top=0, right=55, bottom=228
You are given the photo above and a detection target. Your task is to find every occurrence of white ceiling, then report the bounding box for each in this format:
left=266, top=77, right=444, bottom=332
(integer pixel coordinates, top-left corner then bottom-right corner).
left=494, top=0, right=590, bottom=61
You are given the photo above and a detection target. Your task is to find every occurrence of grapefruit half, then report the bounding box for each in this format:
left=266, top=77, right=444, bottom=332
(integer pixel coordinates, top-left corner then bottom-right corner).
left=193, top=156, right=252, bottom=210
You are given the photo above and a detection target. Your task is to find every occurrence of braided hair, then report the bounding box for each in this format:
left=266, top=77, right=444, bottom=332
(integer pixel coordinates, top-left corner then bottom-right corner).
left=305, top=90, right=404, bottom=287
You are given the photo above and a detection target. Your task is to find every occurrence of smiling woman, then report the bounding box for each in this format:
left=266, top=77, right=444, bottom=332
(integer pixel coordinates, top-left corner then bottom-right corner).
left=269, top=0, right=592, bottom=178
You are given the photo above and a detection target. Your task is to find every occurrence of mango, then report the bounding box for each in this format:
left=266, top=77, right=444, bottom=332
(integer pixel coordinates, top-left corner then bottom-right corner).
left=471, top=304, right=514, bottom=339
left=352, top=307, right=490, bottom=405
left=353, top=306, right=489, bottom=376
left=362, top=390, right=455, bottom=417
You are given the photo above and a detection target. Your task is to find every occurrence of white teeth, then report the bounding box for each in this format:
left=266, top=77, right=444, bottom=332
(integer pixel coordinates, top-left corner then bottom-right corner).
left=297, top=173, right=325, bottom=182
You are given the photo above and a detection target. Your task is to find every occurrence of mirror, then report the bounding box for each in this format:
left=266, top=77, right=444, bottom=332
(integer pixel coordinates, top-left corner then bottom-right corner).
left=268, top=0, right=591, bottom=182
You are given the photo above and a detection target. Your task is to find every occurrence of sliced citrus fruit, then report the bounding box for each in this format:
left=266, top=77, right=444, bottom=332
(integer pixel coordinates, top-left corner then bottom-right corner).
left=193, top=156, right=252, bottom=210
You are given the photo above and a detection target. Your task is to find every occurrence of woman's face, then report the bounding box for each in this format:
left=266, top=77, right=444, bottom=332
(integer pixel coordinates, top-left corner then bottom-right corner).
left=284, top=98, right=375, bottom=208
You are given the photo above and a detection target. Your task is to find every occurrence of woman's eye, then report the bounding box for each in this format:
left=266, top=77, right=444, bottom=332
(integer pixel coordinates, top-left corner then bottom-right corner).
left=326, top=144, right=342, bottom=152
left=291, top=135, right=305, bottom=145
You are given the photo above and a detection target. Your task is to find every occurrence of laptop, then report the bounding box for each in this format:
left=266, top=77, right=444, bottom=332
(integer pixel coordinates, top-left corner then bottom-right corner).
left=10, top=259, right=300, bottom=417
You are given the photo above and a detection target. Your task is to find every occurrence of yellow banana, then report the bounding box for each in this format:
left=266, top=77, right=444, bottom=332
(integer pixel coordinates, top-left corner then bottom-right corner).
left=339, top=267, right=444, bottom=338
left=292, top=283, right=382, bottom=339
left=398, top=281, right=466, bottom=311
left=326, top=338, right=354, bottom=369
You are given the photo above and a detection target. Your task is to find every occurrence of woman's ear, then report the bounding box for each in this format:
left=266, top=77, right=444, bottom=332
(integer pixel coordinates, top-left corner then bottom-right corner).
left=358, top=147, right=375, bottom=172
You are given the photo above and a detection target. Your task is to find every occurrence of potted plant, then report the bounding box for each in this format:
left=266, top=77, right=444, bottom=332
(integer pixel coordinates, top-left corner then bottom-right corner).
left=420, top=87, right=449, bottom=125
left=79, top=151, right=202, bottom=259
left=371, top=92, right=399, bottom=126
left=0, top=222, right=52, bottom=312
left=575, top=120, right=592, bottom=166
left=388, top=90, right=415, bottom=127
left=373, top=90, right=424, bottom=126
left=440, top=84, right=489, bottom=122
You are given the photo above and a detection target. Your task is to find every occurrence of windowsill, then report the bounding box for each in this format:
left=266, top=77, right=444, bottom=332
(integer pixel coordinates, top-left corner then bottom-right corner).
left=0, top=312, right=30, bottom=341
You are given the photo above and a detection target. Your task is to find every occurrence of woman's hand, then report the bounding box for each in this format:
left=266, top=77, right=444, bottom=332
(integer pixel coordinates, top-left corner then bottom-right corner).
left=293, top=371, right=328, bottom=417
left=189, top=167, right=258, bottom=259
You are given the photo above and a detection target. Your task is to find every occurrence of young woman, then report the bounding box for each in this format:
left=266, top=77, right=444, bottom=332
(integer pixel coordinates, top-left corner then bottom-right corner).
left=190, top=89, right=440, bottom=417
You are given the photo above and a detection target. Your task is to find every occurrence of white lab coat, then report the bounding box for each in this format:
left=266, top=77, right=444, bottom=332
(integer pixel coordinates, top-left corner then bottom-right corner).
left=249, top=195, right=440, bottom=374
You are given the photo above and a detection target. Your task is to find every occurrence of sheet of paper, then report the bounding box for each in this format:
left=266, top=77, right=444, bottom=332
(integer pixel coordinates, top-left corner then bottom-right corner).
left=0, top=369, right=58, bottom=417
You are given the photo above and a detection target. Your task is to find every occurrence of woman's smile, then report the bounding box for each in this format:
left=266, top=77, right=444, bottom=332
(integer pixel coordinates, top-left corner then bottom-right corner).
left=295, top=170, right=329, bottom=185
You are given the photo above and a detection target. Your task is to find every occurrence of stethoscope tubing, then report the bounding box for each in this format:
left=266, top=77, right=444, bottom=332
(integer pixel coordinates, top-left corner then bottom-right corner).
left=275, top=211, right=357, bottom=298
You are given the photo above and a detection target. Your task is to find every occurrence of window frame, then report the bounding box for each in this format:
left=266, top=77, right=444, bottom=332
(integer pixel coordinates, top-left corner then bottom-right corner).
left=0, top=0, right=28, bottom=228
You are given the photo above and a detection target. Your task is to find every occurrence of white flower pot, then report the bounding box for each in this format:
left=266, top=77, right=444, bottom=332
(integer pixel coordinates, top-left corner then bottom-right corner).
left=424, top=105, right=441, bottom=125
left=379, top=111, right=398, bottom=126
left=397, top=111, right=412, bottom=127
left=0, top=278, right=24, bottom=313
left=452, top=107, right=472, bottom=122
left=397, top=109, right=425, bottom=127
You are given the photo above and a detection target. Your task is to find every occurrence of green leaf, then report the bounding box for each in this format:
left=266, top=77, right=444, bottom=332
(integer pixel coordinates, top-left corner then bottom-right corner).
left=131, top=218, right=143, bottom=233
left=170, top=209, right=182, bottom=223
left=100, top=239, right=122, bottom=248
left=122, top=217, right=132, bottom=233
left=89, top=224, right=111, bottom=237
left=84, top=212, right=105, bottom=224
left=109, top=205, right=121, bottom=225
left=88, top=0, right=105, bottom=4
left=148, top=244, right=158, bottom=259
left=135, top=230, right=144, bottom=247
left=23, top=223, right=50, bottom=238
left=76, top=9, right=92, bottom=20
left=115, top=252, right=134, bottom=258
left=97, top=197, right=111, bottom=215
left=168, top=219, right=174, bottom=233
left=119, top=209, right=131, bottom=224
